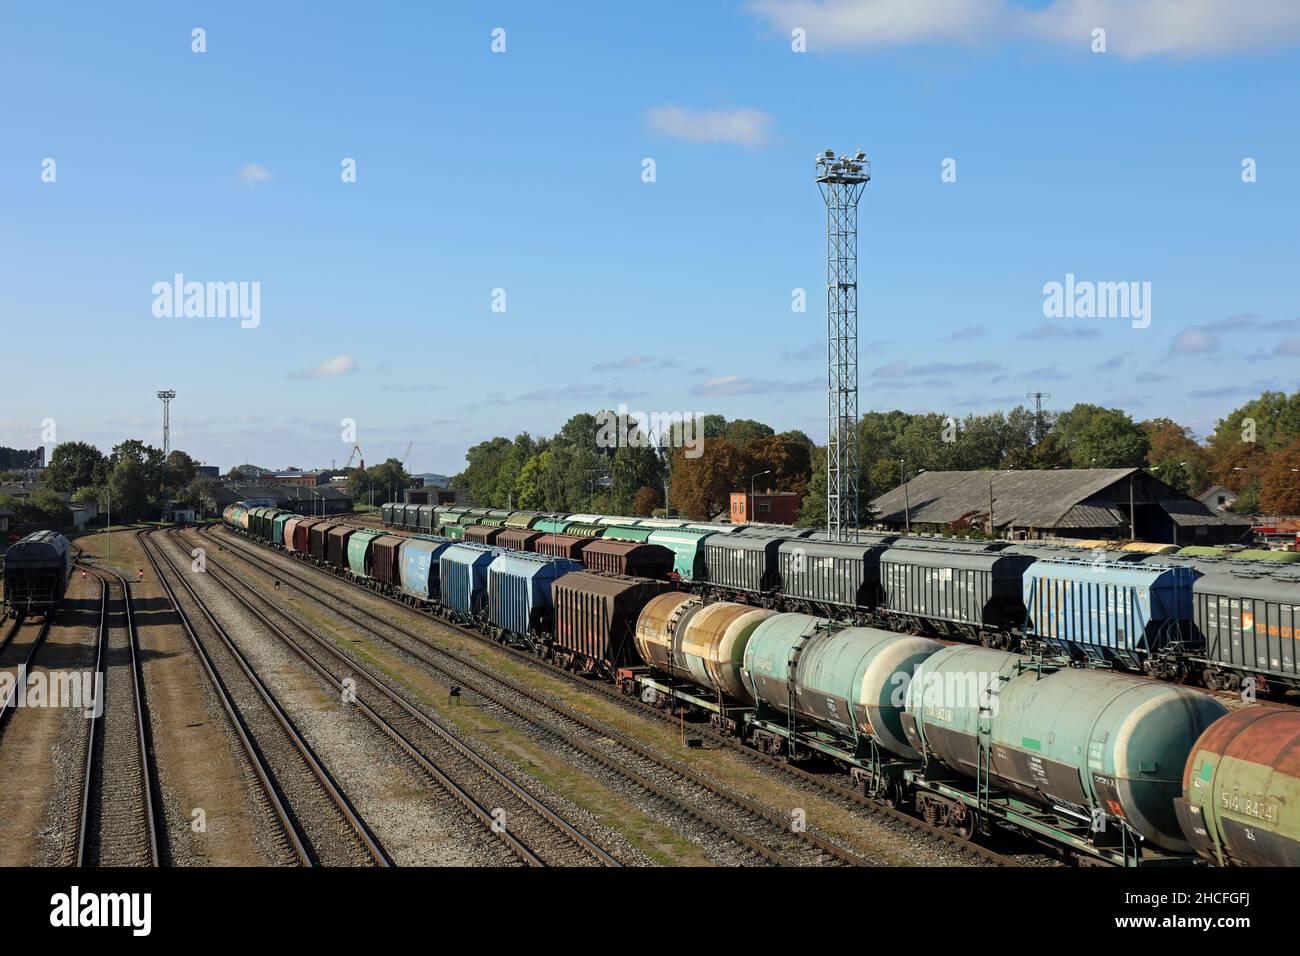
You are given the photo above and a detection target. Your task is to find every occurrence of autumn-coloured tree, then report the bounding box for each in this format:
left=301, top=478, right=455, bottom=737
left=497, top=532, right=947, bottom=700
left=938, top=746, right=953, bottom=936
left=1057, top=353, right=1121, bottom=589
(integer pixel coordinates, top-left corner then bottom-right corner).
left=1140, top=418, right=1212, bottom=496
left=632, top=485, right=661, bottom=516
left=669, top=439, right=752, bottom=520
left=1259, top=439, right=1300, bottom=515
left=748, top=433, right=813, bottom=501
left=1212, top=440, right=1271, bottom=493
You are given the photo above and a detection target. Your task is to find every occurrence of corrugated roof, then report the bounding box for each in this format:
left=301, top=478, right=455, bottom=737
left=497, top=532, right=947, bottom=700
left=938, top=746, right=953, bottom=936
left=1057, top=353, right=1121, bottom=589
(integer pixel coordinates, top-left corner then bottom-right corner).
left=1160, top=499, right=1253, bottom=527
left=871, top=469, right=1136, bottom=529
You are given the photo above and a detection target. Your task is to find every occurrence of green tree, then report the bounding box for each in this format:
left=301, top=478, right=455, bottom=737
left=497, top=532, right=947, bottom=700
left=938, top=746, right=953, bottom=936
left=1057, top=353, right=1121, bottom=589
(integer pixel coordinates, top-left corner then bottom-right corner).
left=723, top=419, right=775, bottom=450
left=798, top=450, right=828, bottom=529
left=610, top=444, right=663, bottom=514
left=1054, top=404, right=1149, bottom=468
left=107, top=458, right=152, bottom=523
left=165, top=450, right=198, bottom=489
left=45, top=441, right=106, bottom=493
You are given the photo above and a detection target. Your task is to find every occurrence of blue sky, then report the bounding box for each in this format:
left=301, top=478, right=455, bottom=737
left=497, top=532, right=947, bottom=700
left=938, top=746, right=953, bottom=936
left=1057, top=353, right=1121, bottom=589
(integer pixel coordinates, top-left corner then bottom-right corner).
left=2, top=1, right=1298, bottom=474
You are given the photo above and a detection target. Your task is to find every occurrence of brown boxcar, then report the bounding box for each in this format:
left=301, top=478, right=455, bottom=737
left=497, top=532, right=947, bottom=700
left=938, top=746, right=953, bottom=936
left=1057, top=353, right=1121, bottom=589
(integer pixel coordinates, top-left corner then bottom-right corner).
left=326, top=525, right=355, bottom=567
left=535, top=533, right=593, bottom=561
left=551, top=571, right=675, bottom=673
left=581, top=539, right=674, bottom=579
left=292, top=518, right=326, bottom=554
left=463, top=525, right=507, bottom=545
left=371, top=534, right=406, bottom=586
left=497, top=529, right=543, bottom=552
left=308, top=521, right=339, bottom=560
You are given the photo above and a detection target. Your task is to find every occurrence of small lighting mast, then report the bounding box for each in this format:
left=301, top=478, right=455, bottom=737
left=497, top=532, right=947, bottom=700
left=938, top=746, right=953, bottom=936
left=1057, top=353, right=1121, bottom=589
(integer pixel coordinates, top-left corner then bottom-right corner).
left=157, top=389, right=176, bottom=456
left=815, top=149, right=870, bottom=541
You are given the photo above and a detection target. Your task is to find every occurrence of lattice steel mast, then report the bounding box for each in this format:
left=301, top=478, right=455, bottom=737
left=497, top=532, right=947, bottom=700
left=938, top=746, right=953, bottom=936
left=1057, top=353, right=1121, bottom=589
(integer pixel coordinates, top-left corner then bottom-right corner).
left=815, top=149, right=870, bottom=541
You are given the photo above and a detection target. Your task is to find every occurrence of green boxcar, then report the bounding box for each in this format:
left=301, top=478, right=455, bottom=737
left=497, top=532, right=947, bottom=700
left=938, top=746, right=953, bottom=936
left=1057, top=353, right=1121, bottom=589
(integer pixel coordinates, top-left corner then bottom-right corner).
left=532, top=519, right=573, bottom=535
left=564, top=522, right=607, bottom=538
left=646, top=528, right=716, bottom=582
left=602, top=525, right=652, bottom=543
left=504, top=512, right=542, bottom=529
left=445, top=525, right=465, bottom=540
left=347, top=529, right=384, bottom=578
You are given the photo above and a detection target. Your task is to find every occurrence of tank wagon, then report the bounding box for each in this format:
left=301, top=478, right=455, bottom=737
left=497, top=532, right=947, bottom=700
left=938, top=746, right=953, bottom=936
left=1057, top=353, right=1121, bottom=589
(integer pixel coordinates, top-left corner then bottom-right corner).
left=902, top=645, right=1227, bottom=859
left=625, top=595, right=775, bottom=726
left=1177, top=706, right=1300, bottom=867
left=3, top=530, right=71, bottom=617
left=743, top=616, right=942, bottom=800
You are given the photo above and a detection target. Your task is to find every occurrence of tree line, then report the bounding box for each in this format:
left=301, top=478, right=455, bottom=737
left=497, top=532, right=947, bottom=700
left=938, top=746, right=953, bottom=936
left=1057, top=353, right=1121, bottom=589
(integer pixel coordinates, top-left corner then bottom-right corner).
left=1, top=440, right=217, bottom=527
left=445, top=391, right=1300, bottom=522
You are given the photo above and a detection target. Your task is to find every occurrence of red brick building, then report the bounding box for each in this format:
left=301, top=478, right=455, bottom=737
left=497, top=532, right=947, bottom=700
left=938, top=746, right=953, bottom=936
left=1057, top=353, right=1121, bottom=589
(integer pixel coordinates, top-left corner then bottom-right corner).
left=730, top=491, right=801, bottom=525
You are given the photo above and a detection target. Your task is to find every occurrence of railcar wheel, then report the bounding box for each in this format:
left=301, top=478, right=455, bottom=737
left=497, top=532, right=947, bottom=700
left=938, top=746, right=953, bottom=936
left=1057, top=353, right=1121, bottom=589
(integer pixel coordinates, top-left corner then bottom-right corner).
left=952, top=808, right=977, bottom=840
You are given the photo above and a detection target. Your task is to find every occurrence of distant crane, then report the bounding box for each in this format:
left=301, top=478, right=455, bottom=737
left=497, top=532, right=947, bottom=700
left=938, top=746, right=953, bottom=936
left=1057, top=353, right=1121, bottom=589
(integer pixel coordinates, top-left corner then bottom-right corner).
left=343, top=444, right=365, bottom=471
left=401, top=441, right=414, bottom=471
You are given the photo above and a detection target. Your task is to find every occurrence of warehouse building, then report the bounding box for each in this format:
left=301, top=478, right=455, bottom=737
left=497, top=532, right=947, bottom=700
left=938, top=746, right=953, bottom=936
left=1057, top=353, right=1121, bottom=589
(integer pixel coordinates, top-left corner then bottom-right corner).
left=870, top=468, right=1251, bottom=545
left=213, top=482, right=352, bottom=515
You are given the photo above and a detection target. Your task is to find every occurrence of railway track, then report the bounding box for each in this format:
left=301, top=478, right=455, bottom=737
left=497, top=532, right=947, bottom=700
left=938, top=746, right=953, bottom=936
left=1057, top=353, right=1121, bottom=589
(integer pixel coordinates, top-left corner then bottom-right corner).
left=171, top=531, right=620, bottom=867
left=140, top=530, right=388, bottom=867
left=0, top=616, right=54, bottom=736
left=200, top=527, right=877, bottom=867
left=75, top=565, right=162, bottom=866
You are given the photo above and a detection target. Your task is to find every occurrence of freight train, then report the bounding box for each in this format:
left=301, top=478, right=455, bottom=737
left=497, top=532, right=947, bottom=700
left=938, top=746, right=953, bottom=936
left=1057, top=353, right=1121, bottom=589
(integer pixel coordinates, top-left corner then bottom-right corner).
left=221, top=504, right=1300, bottom=867
left=2, top=530, right=71, bottom=617
left=365, top=504, right=1300, bottom=696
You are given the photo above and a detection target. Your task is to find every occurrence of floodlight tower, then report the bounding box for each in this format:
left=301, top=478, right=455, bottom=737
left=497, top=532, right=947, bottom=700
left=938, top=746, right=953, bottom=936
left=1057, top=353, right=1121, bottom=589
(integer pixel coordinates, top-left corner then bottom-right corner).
left=815, top=149, right=870, bottom=541
left=157, top=389, right=176, bottom=456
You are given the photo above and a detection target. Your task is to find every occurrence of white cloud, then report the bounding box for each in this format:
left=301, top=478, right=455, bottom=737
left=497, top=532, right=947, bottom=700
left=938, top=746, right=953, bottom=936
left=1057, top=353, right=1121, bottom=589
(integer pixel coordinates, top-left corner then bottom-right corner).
left=746, top=0, right=1300, bottom=58
left=239, top=163, right=272, bottom=187
left=645, top=106, right=775, bottom=147
left=689, top=374, right=820, bottom=396
left=293, top=355, right=356, bottom=379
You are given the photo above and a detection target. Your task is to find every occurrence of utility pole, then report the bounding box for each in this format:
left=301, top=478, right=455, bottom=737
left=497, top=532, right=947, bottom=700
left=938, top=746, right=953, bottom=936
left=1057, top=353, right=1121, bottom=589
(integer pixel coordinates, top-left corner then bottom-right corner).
left=816, top=148, right=870, bottom=541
